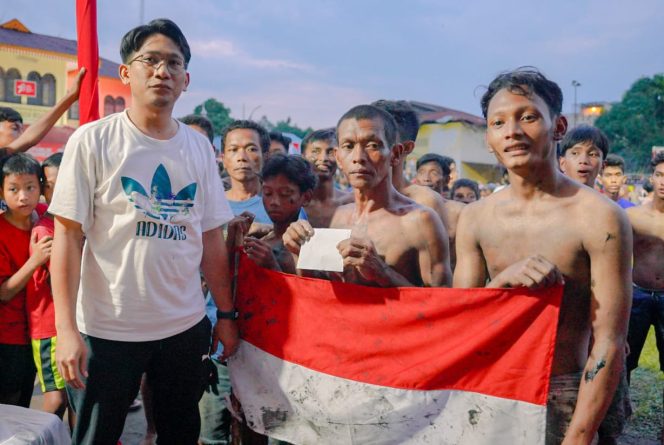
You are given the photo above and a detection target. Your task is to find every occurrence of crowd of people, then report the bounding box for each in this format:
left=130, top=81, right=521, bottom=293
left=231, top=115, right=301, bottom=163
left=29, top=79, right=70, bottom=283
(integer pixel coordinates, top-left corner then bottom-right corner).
left=0, top=17, right=663, bottom=445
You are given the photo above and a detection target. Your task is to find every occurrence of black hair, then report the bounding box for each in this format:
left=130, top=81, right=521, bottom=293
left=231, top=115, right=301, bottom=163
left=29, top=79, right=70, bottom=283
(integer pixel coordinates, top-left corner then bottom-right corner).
left=262, top=154, right=318, bottom=193
left=42, top=152, right=63, bottom=170
left=301, top=128, right=337, bottom=154
left=652, top=151, right=664, bottom=169
left=0, top=107, right=23, bottom=124
left=371, top=100, right=419, bottom=142
left=604, top=154, right=626, bottom=173
left=0, top=153, right=42, bottom=187
left=120, top=18, right=191, bottom=67
left=269, top=131, right=292, bottom=150
left=643, top=181, right=654, bottom=193
left=179, top=114, right=214, bottom=143
left=481, top=67, right=563, bottom=119
left=220, top=120, right=270, bottom=154
left=559, top=125, right=609, bottom=159
left=416, top=153, right=451, bottom=176
left=451, top=178, right=480, bottom=200
left=337, top=105, right=398, bottom=148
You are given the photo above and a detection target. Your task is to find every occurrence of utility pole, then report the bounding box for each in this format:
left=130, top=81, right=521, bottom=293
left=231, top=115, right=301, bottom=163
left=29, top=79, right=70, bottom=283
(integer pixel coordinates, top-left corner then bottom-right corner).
left=572, top=80, right=581, bottom=127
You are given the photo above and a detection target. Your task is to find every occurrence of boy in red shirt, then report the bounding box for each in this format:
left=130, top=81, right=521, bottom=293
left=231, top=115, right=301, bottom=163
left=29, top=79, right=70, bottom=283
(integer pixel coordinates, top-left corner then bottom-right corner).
left=27, top=152, right=66, bottom=416
left=0, top=153, right=52, bottom=407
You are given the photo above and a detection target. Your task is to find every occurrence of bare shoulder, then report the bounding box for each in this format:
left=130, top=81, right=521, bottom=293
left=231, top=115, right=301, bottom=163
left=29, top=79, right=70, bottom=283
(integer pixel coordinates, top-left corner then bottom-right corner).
left=404, top=183, right=442, bottom=206
left=625, top=203, right=655, bottom=230
left=329, top=202, right=355, bottom=228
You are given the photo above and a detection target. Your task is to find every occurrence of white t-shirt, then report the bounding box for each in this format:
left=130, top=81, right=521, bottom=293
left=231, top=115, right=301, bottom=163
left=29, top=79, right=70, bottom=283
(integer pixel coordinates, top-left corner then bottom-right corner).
left=49, top=111, right=233, bottom=341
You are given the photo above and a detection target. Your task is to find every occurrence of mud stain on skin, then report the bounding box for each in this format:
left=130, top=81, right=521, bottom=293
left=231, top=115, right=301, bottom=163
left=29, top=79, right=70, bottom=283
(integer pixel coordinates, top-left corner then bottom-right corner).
left=584, top=358, right=606, bottom=383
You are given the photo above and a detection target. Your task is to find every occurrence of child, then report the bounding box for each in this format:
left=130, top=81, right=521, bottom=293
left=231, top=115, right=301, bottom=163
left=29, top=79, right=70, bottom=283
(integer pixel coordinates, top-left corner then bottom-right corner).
left=241, top=154, right=317, bottom=273
left=26, top=152, right=68, bottom=417
left=0, top=153, right=52, bottom=407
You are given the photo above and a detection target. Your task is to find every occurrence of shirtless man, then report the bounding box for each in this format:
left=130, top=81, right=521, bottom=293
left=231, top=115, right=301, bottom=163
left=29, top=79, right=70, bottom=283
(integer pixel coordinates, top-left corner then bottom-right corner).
left=301, top=128, right=352, bottom=228
left=625, top=152, right=664, bottom=440
left=284, top=104, right=451, bottom=287
left=453, top=69, right=631, bottom=444
left=372, top=100, right=463, bottom=267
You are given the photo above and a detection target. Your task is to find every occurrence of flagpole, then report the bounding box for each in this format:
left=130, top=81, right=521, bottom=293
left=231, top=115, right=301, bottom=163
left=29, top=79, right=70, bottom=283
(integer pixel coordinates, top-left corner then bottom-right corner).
left=76, top=0, right=100, bottom=124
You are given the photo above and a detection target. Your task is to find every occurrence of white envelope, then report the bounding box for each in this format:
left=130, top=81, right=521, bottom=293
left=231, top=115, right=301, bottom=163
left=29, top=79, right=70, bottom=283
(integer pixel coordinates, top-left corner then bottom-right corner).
left=296, top=228, right=352, bottom=272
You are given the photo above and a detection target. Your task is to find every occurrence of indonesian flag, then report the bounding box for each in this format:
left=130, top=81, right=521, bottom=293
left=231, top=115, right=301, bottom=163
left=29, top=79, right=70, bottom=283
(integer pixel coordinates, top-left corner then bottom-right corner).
left=228, top=255, right=562, bottom=445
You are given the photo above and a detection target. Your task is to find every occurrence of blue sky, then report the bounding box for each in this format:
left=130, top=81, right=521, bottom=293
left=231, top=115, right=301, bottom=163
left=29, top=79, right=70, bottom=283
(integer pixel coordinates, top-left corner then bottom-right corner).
left=2, top=0, right=663, bottom=128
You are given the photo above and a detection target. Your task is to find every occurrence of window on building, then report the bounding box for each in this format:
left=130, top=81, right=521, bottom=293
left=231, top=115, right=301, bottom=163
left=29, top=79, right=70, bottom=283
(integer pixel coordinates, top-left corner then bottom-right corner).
left=0, top=68, right=5, bottom=101
left=115, top=96, right=126, bottom=113
left=42, top=74, right=56, bottom=106
left=104, top=95, right=114, bottom=116
left=5, top=68, right=22, bottom=104
left=27, top=71, right=43, bottom=106
left=68, top=100, right=79, bottom=120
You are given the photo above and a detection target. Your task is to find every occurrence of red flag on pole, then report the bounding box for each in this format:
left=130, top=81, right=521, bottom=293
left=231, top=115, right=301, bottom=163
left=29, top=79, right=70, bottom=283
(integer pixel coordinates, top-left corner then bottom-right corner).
left=76, top=0, right=100, bottom=124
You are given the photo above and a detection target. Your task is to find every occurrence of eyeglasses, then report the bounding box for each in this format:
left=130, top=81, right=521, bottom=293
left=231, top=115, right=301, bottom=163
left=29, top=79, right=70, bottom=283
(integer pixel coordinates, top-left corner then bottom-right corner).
left=128, top=53, right=186, bottom=74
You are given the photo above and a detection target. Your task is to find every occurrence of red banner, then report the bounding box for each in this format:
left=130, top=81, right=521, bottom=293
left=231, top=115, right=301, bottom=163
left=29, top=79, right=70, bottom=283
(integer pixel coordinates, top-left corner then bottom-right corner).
left=76, top=0, right=100, bottom=124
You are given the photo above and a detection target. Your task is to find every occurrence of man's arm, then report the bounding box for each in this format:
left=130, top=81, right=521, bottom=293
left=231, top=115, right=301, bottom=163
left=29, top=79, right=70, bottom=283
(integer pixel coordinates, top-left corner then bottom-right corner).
left=415, top=208, right=451, bottom=287
left=452, top=204, right=488, bottom=287
left=6, top=68, right=85, bottom=153
left=563, top=205, right=632, bottom=444
left=52, top=216, right=88, bottom=389
left=201, top=227, right=239, bottom=360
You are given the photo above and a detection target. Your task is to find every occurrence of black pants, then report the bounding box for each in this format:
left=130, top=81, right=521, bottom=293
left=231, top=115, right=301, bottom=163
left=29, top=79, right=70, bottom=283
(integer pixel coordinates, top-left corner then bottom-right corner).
left=67, top=316, right=211, bottom=445
left=0, top=343, right=36, bottom=407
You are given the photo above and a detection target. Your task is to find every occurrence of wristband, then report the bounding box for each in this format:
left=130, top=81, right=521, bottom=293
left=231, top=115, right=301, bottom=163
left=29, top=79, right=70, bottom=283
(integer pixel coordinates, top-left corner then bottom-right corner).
left=217, top=309, right=239, bottom=320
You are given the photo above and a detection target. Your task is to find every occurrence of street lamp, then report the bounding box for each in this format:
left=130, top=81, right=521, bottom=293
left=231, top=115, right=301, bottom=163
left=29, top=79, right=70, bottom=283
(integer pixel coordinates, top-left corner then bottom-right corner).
left=572, top=80, right=581, bottom=127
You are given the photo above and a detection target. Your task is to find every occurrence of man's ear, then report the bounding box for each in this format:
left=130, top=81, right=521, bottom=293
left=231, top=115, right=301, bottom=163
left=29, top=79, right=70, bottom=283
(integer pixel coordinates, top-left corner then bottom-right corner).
left=559, top=156, right=568, bottom=174
left=402, top=141, right=415, bottom=156
left=119, top=64, right=130, bottom=85
left=302, top=190, right=314, bottom=207
left=553, top=115, right=568, bottom=141
left=334, top=147, right=343, bottom=171
left=183, top=72, right=190, bottom=92
left=390, top=143, right=405, bottom=167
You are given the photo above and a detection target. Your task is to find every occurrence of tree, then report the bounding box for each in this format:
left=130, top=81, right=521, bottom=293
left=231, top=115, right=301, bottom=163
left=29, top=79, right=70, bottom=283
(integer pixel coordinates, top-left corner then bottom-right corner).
left=193, top=98, right=233, bottom=136
left=272, top=117, right=313, bottom=139
left=595, top=74, right=664, bottom=171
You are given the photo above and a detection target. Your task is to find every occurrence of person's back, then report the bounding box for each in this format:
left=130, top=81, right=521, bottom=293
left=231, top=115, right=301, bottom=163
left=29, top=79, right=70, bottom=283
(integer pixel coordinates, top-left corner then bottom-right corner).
left=454, top=68, right=631, bottom=444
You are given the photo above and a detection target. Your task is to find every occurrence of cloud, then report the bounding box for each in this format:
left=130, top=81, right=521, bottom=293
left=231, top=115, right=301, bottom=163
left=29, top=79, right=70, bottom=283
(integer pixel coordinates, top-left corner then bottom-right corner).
left=189, top=39, right=313, bottom=71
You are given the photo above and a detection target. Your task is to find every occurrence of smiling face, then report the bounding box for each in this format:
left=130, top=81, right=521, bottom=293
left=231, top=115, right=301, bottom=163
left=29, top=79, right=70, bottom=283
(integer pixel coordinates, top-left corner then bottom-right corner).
left=1, top=173, right=41, bottom=218
left=303, top=138, right=337, bottom=180
left=335, top=118, right=394, bottom=191
left=485, top=88, right=565, bottom=173
left=222, top=128, right=263, bottom=183
left=120, top=33, right=190, bottom=111
left=559, top=142, right=604, bottom=187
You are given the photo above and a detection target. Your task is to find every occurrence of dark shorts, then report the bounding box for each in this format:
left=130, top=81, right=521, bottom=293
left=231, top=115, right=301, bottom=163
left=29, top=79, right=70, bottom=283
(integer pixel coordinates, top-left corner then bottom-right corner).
left=626, top=284, right=664, bottom=372
left=0, top=343, right=36, bottom=407
left=598, top=368, right=632, bottom=439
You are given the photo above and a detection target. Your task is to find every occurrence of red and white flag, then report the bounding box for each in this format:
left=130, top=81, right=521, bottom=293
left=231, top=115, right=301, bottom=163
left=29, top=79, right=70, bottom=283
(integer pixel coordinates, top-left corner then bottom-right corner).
left=228, top=255, right=562, bottom=445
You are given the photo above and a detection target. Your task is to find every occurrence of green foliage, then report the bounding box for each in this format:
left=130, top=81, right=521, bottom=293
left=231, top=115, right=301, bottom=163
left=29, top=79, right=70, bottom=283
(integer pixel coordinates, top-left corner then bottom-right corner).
left=272, top=117, right=313, bottom=139
left=595, top=74, right=664, bottom=172
left=193, top=98, right=233, bottom=136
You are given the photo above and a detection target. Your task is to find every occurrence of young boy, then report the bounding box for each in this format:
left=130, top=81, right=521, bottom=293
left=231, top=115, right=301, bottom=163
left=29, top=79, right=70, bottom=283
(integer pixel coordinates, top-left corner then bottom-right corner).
left=233, top=154, right=317, bottom=274
left=0, top=153, right=52, bottom=407
left=26, top=152, right=68, bottom=417
left=559, top=125, right=609, bottom=188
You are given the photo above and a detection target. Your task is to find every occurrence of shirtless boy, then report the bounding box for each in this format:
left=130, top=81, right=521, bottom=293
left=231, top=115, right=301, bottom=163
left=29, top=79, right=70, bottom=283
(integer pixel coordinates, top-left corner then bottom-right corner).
left=371, top=100, right=463, bottom=267
left=453, top=69, right=632, bottom=444
left=625, top=152, right=664, bottom=439
left=284, top=104, right=450, bottom=287
left=301, top=128, right=351, bottom=228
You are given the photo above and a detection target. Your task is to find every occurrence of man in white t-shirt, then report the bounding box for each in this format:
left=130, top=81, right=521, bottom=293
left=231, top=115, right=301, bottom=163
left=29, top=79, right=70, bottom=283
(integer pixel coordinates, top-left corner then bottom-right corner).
left=49, top=19, right=237, bottom=444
